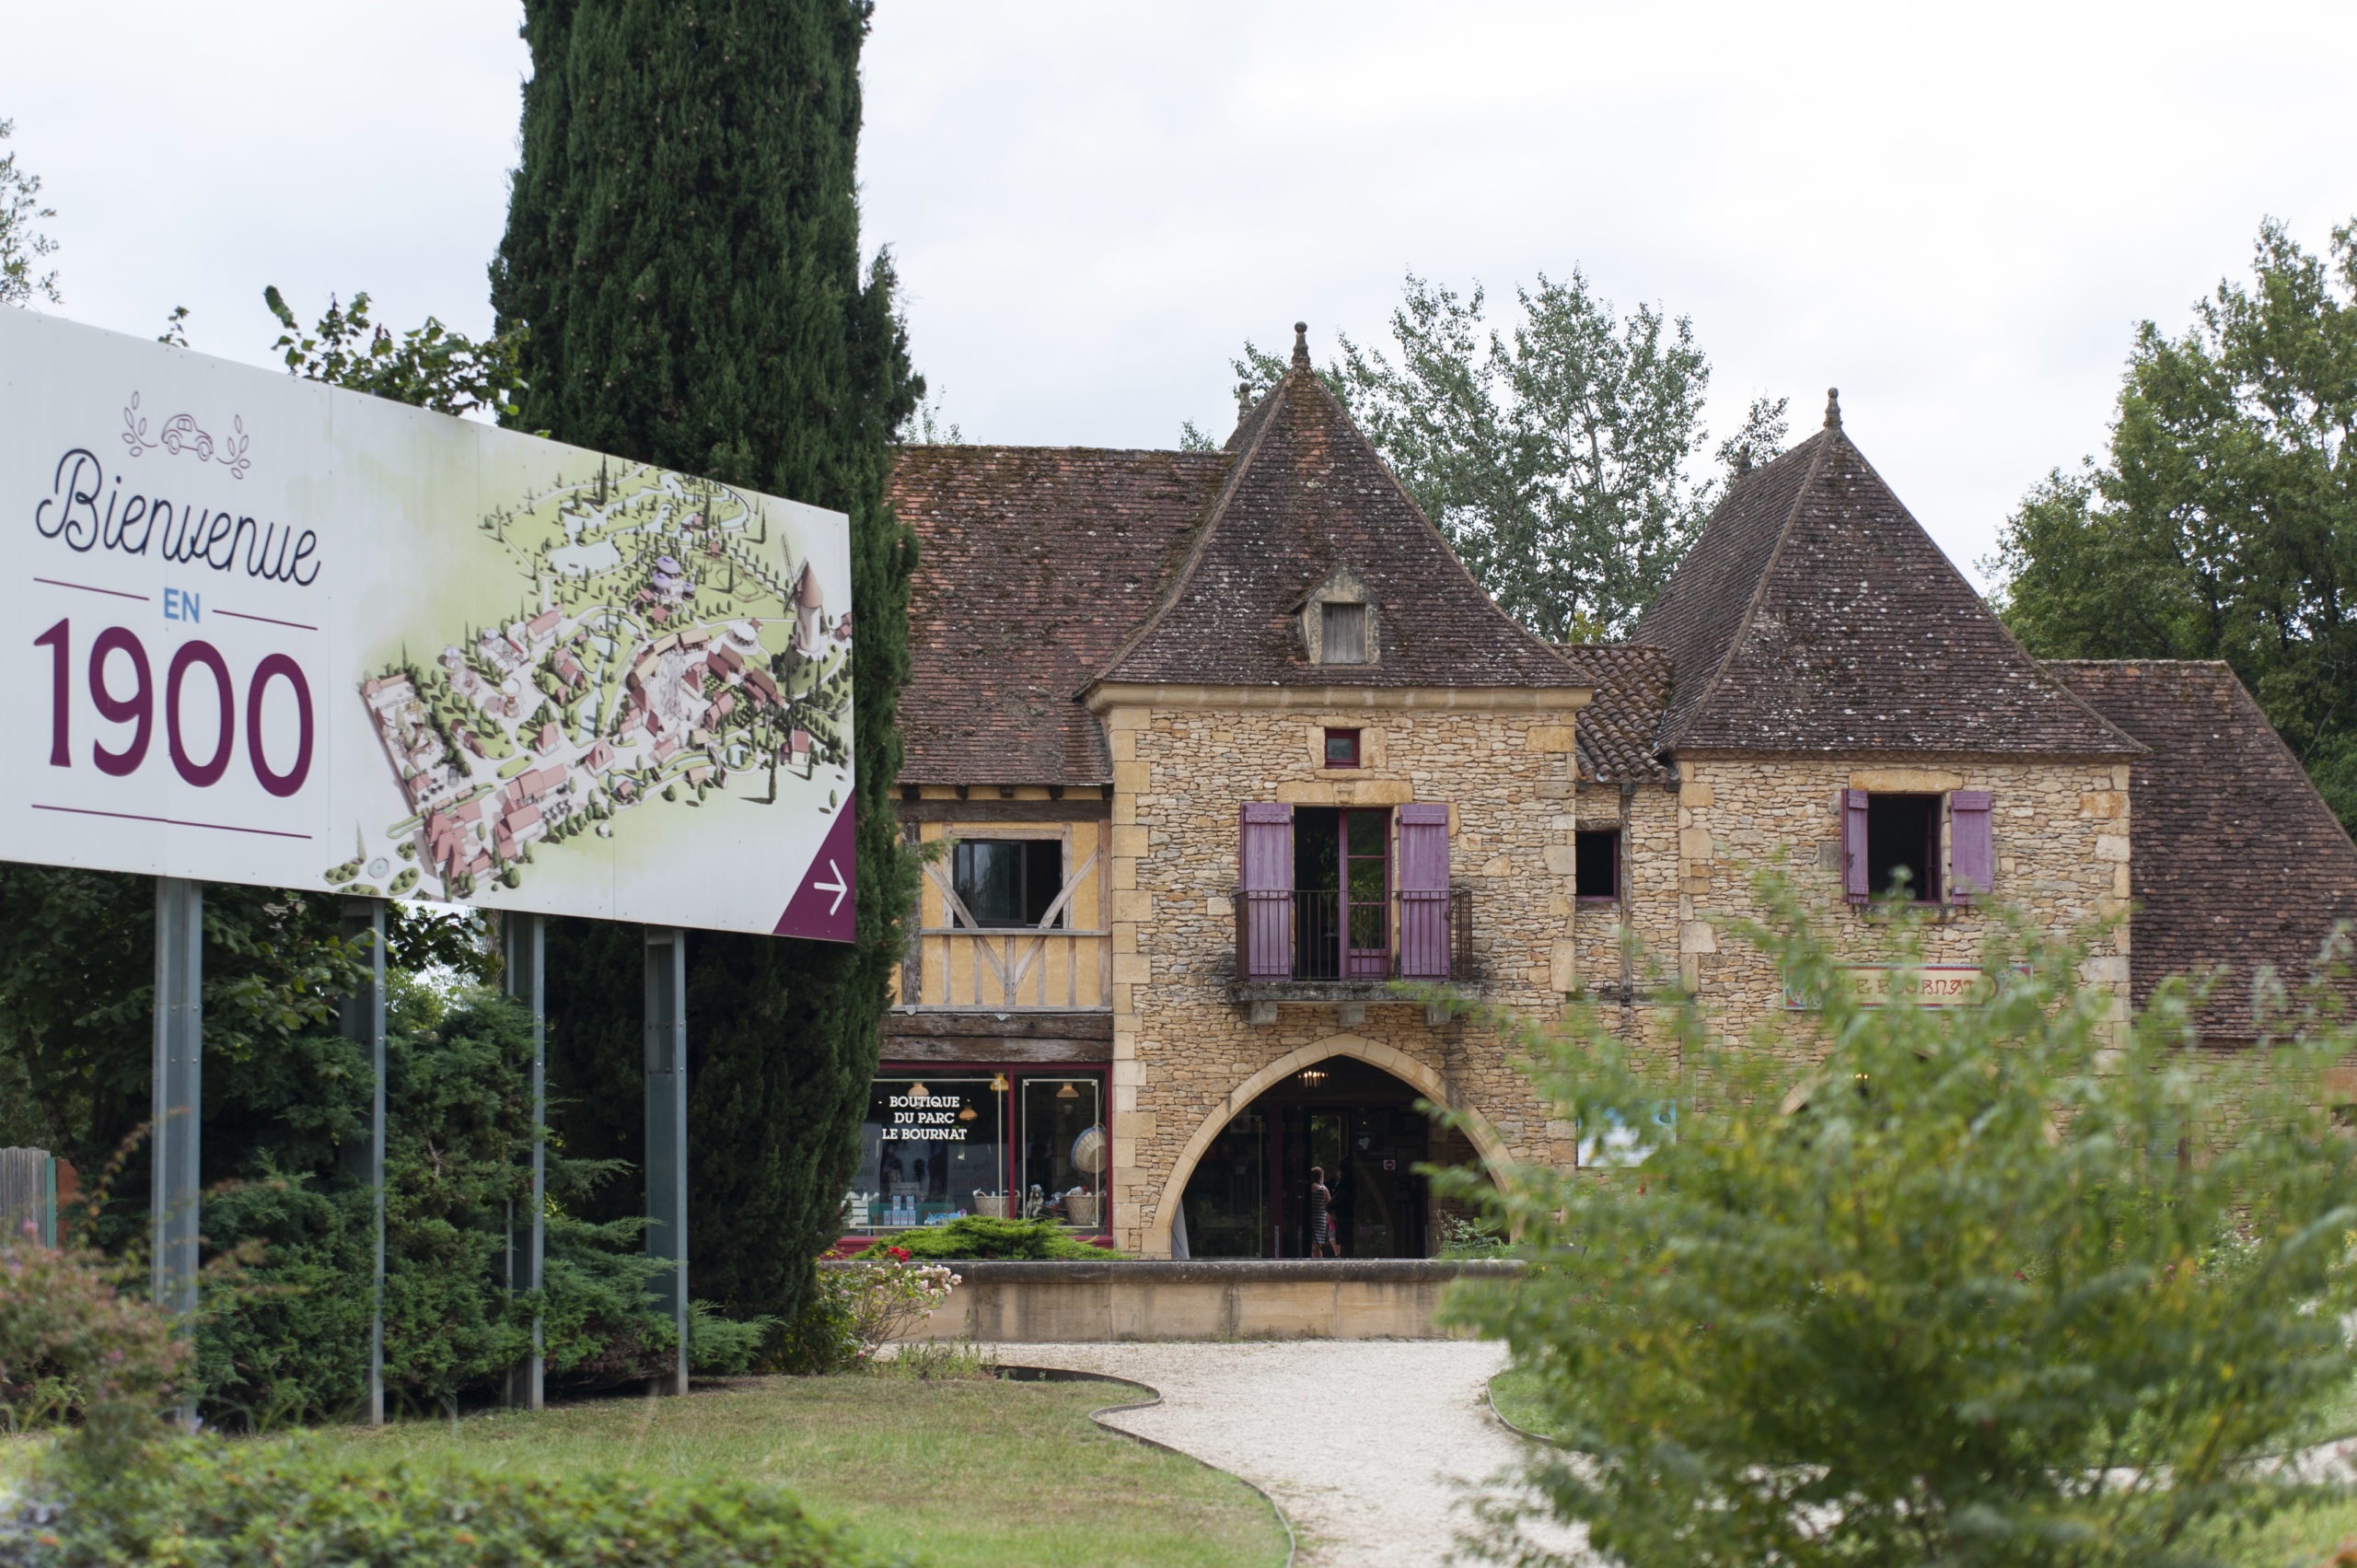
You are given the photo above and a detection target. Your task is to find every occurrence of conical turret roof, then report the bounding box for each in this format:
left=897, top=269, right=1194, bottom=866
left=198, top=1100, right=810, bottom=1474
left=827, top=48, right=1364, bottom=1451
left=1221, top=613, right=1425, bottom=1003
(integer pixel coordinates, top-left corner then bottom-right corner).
left=1633, top=400, right=2139, bottom=758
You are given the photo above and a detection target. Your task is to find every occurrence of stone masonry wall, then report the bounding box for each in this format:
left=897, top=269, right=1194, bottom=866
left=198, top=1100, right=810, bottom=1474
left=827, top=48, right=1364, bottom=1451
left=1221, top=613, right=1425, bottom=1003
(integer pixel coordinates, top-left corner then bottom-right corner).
left=1661, top=759, right=2132, bottom=1060
left=1103, top=700, right=1588, bottom=1255
left=1099, top=696, right=2134, bottom=1256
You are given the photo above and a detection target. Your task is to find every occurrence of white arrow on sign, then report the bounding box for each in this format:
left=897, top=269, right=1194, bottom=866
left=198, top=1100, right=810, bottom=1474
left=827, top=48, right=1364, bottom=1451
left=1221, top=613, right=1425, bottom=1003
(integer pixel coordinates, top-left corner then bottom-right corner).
left=812, top=859, right=848, bottom=916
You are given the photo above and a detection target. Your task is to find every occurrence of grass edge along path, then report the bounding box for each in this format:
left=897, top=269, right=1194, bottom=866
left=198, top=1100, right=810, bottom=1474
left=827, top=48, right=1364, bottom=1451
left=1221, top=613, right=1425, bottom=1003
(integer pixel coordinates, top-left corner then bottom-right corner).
left=296, top=1372, right=1289, bottom=1568
left=1483, top=1367, right=2357, bottom=1568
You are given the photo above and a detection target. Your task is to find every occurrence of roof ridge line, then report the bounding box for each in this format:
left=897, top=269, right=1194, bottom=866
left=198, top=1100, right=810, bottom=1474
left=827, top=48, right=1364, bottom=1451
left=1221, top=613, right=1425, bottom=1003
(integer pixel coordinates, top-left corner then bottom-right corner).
left=1080, top=366, right=1301, bottom=694
left=1655, top=429, right=1832, bottom=755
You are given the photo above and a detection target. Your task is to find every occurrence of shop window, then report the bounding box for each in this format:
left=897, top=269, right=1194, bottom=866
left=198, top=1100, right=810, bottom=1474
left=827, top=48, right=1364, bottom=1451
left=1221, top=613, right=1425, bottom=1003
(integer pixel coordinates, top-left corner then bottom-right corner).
left=953, top=838, right=1064, bottom=927
left=847, top=1069, right=1108, bottom=1235
left=1320, top=602, right=1368, bottom=664
left=1574, top=829, right=1620, bottom=900
left=1021, top=1077, right=1108, bottom=1230
left=1323, top=727, right=1361, bottom=768
left=846, top=1074, right=1006, bottom=1232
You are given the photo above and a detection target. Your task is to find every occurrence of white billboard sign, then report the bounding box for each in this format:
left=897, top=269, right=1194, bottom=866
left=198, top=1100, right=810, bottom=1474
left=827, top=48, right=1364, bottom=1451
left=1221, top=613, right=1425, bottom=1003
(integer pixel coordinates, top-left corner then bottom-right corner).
left=0, top=308, right=856, bottom=940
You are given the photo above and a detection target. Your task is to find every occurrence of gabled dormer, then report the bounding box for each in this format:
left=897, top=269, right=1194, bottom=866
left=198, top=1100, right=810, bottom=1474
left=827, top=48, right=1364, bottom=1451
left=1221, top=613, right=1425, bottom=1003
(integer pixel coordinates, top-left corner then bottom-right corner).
left=1298, top=563, right=1380, bottom=667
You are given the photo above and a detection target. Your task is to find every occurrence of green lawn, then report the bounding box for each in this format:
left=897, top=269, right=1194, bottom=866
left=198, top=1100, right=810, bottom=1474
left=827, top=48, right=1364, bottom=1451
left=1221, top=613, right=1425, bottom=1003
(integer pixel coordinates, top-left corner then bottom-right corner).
left=1486, top=1366, right=2357, bottom=1568
left=1486, top=1365, right=1557, bottom=1441
left=293, top=1373, right=1288, bottom=1568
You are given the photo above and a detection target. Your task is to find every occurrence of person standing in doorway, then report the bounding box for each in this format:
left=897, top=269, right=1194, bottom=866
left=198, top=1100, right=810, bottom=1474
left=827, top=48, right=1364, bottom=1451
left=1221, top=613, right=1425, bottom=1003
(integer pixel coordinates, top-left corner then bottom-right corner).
left=1307, top=1166, right=1338, bottom=1258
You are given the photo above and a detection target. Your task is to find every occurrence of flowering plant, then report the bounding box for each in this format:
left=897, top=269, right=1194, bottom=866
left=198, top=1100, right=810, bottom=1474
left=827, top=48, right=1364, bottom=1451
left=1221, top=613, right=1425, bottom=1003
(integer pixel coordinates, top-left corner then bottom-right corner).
left=834, top=1259, right=959, bottom=1363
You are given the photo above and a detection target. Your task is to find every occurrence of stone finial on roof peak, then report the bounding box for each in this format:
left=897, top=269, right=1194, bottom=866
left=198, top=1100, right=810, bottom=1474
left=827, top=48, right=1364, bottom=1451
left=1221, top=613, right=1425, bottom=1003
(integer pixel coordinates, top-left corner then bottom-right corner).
left=1237, top=381, right=1254, bottom=418
left=1292, top=321, right=1309, bottom=368
left=1824, top=387, right=1842, bottom=429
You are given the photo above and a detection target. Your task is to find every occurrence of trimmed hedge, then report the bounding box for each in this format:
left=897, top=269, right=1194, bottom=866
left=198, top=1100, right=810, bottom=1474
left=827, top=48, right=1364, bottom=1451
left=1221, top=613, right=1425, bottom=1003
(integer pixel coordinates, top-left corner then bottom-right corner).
left=851, top=1216, right=1118, bottom=1261
left=37, top=1440, right=899, bottom=1568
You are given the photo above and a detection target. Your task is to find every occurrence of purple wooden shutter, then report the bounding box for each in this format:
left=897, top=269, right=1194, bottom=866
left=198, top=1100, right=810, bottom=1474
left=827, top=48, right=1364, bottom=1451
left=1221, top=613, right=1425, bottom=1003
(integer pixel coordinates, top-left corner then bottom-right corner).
left=1240, top=802, right=1294, bottom=980
left=1397, top=804, right=1451, bottom=979
left=1949, top=790, right=1993, bottom=901
left=1843, top=789, right=1871, bottom=903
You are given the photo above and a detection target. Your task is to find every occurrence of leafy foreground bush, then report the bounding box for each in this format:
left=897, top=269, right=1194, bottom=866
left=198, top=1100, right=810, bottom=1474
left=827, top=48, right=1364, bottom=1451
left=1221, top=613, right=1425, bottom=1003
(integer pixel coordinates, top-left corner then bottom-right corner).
left=850, top=1215, right=1115, bottom=1261
left=18, top=1439, right=896, bottom=1568
left=0, top=1242, right=184, bottom=1468
left=780, top=1260, right=960, bottom=1374
left=1445, top=874, right=2357, bottom=1568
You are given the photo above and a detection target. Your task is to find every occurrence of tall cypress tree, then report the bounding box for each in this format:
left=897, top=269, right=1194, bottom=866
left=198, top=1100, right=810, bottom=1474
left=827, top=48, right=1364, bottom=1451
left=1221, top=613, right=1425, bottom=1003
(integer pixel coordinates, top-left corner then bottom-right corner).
left=492, top=0, right=920, bottom=1325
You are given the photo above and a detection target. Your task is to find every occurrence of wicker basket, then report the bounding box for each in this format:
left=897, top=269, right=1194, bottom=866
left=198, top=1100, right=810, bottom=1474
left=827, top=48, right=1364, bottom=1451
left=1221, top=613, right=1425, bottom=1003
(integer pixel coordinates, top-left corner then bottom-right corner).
left=972, top=1191, right=1010, bottom=1219
left=1062, top=1191, right=1100, bottom=1229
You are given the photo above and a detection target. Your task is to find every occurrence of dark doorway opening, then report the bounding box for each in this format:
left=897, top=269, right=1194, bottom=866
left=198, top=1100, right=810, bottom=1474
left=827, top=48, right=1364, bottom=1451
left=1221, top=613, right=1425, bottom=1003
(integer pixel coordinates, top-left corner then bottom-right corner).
left=1865, top=793, right=1941, bottom=901
left=1178, top=1056, right=1456, bottom=1258
left=1290, top=807, right=1390, bottom=980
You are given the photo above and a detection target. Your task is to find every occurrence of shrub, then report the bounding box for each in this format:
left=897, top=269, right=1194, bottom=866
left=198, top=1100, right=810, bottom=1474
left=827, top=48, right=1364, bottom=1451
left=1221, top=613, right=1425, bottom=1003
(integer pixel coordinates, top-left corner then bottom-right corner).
left=850, top=1215, right=1114, bottom=1261
left=1443, top=874, right=2357, bottom=1568
left=188, top=989, right=724, bottom=1423
left=34, top=1437, right=893, bottom=1567
left=773, top=1265, right=863, bottom=1376
left=1433, top=1214, right=1509, bottom=1259
left=686, top=1300, right=775, bottom=1376
left=0, top=1240, right=184, bottom=1466
left=778, top=1260, right=961, bottom=1370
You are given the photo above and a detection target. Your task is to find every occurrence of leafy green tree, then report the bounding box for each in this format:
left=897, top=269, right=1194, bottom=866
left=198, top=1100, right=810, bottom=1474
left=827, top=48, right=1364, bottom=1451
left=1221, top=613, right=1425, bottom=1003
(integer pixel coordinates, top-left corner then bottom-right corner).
left=262, top=286, right=524, bottom=419
left=493, top=0, right=923, bottom=1328
left=1992, top=218, right=2357, bottom=824
left=1446, top=877, right=2357, bottom=1568
left=1227, top=272, right=1787, bottom=639
left=0, top=118, right=60, bottom=308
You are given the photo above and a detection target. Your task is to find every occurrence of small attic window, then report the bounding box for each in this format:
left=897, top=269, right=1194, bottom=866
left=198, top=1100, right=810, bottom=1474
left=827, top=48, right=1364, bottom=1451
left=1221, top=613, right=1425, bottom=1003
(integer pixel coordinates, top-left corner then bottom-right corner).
left=1321, top=602, right=1368, bottom=664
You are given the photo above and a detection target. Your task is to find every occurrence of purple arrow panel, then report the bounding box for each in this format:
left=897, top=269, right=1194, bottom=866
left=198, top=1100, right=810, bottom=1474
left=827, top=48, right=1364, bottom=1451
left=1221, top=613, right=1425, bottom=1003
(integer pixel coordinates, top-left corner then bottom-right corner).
left=774, top=805, right=857, bottom=943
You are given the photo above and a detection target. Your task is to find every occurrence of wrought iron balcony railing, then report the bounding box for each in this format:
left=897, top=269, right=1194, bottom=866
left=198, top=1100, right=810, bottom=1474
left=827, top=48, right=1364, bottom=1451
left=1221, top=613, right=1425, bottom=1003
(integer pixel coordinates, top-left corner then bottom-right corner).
left=1233, top=888, right=1472, bottom=984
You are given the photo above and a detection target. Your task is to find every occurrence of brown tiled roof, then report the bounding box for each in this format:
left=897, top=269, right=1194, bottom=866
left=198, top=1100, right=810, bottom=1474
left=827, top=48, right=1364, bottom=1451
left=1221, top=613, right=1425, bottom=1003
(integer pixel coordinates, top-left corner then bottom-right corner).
left=1096, top=352, right=1589, bottom=692
left=889, top=445, right=1231, bottom=784
left=1634, top=422, right=2140, bottom=759
left=1558, top=643, right=1673, bottom=783
left=2047, top=660, right=2357, bottom=1040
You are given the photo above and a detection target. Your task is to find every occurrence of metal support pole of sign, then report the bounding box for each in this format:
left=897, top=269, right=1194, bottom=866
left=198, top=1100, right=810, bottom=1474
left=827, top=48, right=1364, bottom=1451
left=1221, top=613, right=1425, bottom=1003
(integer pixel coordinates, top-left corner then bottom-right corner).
left=151, top=877, right=202, bottom=1427
left=502, top=912, right=545, bottom=1411
left=644, top=928, right=689, bottom=1398
left=338, top=900, right=387, bottom=1426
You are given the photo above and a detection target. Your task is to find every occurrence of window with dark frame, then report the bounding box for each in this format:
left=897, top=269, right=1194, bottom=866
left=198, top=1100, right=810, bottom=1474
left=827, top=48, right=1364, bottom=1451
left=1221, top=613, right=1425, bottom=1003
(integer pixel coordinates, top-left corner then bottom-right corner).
left=1864, top=794, right=1941, bottom=902
left=848, top=1066, right=1111, bottom=1235
left=952, top=838, right=1066, bottom=927
left=1574, top=829, right=1620, bottom=900
left=1323, top=727, right=1361, bottom=768
left=1320, top=601, right=1368, bottom=664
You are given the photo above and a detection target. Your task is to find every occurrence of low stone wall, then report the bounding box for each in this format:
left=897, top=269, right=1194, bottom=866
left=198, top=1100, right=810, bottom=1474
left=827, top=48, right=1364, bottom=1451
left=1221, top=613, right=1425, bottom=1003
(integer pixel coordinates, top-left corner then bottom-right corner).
left=829, top=1258, right=1524, bottom=1343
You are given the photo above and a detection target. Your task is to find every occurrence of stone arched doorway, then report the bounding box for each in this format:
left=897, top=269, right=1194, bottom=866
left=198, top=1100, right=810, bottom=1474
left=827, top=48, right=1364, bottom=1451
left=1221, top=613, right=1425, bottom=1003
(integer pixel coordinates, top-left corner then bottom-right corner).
left=1146, top=1033, right=1506, bottom=1260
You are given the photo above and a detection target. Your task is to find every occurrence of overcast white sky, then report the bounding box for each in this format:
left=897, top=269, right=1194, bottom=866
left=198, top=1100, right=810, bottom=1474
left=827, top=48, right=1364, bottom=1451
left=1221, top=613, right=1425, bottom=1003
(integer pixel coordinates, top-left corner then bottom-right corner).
left=6, top=2, right=2351, bottom=585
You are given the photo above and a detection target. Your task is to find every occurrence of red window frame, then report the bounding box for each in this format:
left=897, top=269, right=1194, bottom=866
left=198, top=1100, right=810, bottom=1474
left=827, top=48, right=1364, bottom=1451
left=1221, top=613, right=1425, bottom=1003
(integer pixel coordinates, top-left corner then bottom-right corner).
left=1323, top=727, right=1361, bottom=768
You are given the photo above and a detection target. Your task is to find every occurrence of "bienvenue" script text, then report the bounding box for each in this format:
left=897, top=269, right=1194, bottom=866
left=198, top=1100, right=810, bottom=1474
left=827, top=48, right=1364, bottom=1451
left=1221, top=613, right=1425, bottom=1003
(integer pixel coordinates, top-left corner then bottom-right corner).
left=33, top=448, right=320, bottom=587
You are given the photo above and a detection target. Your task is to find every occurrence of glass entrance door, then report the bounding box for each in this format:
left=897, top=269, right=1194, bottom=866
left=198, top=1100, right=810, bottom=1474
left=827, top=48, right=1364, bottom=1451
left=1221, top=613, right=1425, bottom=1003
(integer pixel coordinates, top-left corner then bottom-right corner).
left=1342, top=808, right=1389, bottom=977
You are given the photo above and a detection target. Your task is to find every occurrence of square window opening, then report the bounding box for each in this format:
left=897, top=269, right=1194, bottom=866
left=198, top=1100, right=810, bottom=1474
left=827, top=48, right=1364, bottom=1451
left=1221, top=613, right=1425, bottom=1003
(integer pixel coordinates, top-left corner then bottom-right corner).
left=952, top=838, right=1065, bottom=927
left=1324, top=727, right=1361, bottom=768
left=1865, top=794, right=1941, bottom=902
left=1574, top=829, right=1620, bottom=900
left=1321, top=602, right=1368, bottom=664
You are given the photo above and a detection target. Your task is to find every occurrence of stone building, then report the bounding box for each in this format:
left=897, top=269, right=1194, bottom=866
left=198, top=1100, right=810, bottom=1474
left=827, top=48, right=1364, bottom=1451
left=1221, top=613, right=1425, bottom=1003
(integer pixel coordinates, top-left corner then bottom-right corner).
left=853, top=326, right=2357, bottom=1259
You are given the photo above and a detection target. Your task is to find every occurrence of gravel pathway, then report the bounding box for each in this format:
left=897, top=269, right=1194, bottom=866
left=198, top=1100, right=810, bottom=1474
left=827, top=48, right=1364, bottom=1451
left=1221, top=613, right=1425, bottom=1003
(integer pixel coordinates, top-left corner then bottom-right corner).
left=1001, top=1340, right=1587, bottom=1568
